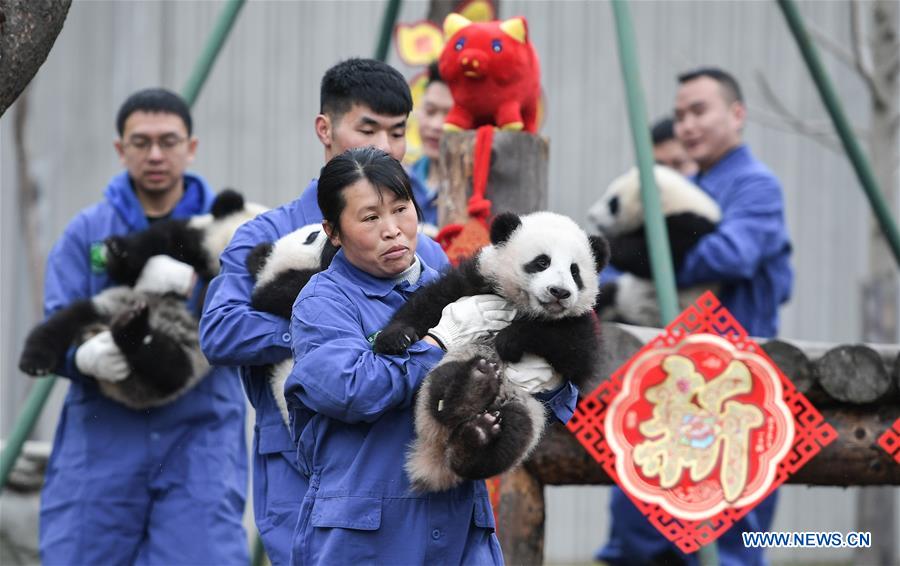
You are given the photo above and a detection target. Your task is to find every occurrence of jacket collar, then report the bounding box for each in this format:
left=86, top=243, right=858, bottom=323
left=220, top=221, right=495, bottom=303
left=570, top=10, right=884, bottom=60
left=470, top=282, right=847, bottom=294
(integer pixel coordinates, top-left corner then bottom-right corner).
left=330, top=249, right=438, bottom=298
left=104, top=171, right=215, bottom=230
left=694, top=144, right=751, bottom=185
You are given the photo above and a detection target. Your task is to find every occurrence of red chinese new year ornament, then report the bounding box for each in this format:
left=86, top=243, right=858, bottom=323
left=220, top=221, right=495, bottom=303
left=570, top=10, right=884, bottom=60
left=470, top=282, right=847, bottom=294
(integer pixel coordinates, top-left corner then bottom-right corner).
left=878, top=417, right=900, bottom=465
left=568, top=292, right=837, bottom=553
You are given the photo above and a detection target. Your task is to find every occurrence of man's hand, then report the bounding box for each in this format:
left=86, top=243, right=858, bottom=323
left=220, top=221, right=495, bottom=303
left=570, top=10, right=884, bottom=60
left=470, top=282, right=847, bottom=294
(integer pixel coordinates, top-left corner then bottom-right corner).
left=75, top=331, right=130, bottom=382
left=134, top=255, right=197, bottom=296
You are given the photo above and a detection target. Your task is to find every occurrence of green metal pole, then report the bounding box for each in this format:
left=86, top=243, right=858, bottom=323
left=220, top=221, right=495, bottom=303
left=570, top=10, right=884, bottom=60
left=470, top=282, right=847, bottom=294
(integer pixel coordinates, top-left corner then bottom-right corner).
left=777, top=0, right=900, bottom=268
left=0, top=376, right=57, bottom=488
left=610, top=1, right=715, bottom=563
left=610, top=0, right=680, bottom=326
left=1, top=0, right=247, bottom=493
left=182, top=0, right=246, bottom=107
left=374, top=0, right=402, bottom=62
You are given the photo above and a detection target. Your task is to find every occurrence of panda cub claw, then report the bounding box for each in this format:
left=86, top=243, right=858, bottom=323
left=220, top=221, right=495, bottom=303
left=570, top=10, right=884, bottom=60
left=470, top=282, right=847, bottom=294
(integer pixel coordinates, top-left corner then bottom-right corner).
left=18, top=345, right=57, bottom=377
left=469, top=358, right=501, bottom=402
left=373, top=324, right=418, bottom=354
left=458, top=410, right=503, bottom=447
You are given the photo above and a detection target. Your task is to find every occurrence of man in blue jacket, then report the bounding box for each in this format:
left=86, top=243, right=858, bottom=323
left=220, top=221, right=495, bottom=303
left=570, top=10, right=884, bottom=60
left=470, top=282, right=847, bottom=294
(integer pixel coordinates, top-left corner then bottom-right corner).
left=199, top=58, right=451, bottom=565
left=598, top=68, right=793, bottom=566
left=39, top=88, right=248, bottom=565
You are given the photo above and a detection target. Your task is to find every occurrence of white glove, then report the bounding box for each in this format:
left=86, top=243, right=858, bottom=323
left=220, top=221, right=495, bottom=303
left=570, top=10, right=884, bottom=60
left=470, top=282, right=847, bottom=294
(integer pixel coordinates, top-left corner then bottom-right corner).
left=427, top=294, right=516, bottom=351
left=505, top=353, right=563, bottom=394
left=134, top=255, right=197, bottom=297
left=75, top=331, right=130, bottom=382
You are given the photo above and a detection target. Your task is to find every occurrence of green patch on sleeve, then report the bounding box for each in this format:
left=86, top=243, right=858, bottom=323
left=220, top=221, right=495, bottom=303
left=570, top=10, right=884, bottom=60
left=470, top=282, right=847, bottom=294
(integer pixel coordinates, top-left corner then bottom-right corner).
left=90, top=242, right=107, bottom=274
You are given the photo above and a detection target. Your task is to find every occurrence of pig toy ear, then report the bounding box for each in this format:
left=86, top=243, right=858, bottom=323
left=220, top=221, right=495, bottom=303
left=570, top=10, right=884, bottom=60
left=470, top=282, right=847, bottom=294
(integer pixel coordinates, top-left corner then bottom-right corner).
left=444, top=13, right=471, bottom=40
left=500, top=17, right=527, bottom=43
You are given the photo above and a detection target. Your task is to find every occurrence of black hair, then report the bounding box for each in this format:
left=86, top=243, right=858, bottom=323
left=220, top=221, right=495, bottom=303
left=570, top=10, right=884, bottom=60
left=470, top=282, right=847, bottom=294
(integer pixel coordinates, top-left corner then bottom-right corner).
left=116, top=88, right=192, bottom=136
left=677, top=67, right=743, bottom=104
left=651, top=117, right=676, bottom=145
left=426, top=61, right=444, bottom=86
left=320, top=58, right=413, bottom=121
left=317, top=147, right=421, bottom=236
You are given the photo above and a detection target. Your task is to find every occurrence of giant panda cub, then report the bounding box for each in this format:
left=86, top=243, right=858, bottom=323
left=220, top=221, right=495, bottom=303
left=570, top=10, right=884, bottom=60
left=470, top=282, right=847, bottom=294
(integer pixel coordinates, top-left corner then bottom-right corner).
left=244, top=224, right=336, bottom=425
left=18, top=190, right=267, bottom=409
left=374, top=211, right=609, bottom=492
left=588, top=165, right=721, bottom=327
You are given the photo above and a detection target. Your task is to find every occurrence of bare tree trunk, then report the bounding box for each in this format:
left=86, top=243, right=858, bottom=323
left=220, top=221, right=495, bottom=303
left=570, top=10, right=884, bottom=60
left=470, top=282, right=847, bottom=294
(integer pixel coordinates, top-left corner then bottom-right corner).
left=426, top=0, right=458, bottom=25
left=13, top=90, right=44, bottom=320
left=0, top=0, right=73, bottom=116
left=857, top=2, right=899, bottom=563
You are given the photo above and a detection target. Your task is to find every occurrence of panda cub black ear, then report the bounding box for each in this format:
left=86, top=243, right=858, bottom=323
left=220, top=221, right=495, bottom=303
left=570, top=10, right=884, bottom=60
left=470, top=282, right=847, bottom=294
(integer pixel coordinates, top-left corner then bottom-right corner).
left=490, top=212, right=522, bottom=245
left=245, top=243, right=273, bottom=280
left=589, top=235, right=611, bottom=273
left=211, top=189, right=246, bottom=219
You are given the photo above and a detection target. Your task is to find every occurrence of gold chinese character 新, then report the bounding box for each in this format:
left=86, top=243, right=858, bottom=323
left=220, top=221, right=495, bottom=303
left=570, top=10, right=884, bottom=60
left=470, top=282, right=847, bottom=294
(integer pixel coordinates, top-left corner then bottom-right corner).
left=633, top=355, right=764, bottom=503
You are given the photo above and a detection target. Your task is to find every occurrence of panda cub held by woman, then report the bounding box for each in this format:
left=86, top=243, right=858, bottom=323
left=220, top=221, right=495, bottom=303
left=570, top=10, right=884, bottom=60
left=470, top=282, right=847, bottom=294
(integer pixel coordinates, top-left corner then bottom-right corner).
left=374, top=211, right=609, bottom=492
left=18, top=190, right=266, bottom=409
left=243, top=223, right=335, bottom=425
left=588, top=165, right=721, bottom=327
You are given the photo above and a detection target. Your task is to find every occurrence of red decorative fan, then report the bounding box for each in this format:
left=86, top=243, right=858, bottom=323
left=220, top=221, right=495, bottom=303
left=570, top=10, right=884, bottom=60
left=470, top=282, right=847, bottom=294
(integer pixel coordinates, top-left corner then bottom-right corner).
left=568, top=292, right=837, bottom=553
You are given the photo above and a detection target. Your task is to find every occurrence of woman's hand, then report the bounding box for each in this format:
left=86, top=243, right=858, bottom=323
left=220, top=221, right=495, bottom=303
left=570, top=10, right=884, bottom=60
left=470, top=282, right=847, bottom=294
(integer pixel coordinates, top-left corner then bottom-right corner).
left=505, top=354, right=563, bottom=394
left=426, top=294, right=516, bottom=351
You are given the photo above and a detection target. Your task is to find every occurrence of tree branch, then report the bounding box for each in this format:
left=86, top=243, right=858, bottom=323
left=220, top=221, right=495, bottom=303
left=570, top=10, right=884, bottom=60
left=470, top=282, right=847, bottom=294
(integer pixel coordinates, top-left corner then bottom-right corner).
left=850, top=0, right=888, bottom=108
left=751, top=70, right=869, bottom=154
left=806, top=17, right=856, bottom=70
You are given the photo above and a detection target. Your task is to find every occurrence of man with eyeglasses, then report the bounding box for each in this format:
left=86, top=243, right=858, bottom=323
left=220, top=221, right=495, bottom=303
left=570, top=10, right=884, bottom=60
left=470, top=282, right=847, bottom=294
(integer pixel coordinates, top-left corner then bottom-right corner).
left=38, top=88, right=249, bottom=565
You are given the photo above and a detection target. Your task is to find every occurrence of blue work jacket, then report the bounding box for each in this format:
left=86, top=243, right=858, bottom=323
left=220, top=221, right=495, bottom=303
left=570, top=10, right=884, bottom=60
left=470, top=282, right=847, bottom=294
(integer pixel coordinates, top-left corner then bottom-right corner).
left=677, top=145, right=794, bottom=338
left=285, top=250, right=505, bottom=564
left=40, top=171, right=248, bottom=565
left=410, top=156, right=440, bottom=226
left=200, top=178, right=450, bottom=564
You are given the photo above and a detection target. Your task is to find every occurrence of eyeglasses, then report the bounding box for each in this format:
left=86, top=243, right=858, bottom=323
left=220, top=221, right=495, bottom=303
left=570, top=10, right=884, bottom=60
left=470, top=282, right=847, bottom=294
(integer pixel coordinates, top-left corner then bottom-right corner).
left=122, top=134, right=188, bottom=156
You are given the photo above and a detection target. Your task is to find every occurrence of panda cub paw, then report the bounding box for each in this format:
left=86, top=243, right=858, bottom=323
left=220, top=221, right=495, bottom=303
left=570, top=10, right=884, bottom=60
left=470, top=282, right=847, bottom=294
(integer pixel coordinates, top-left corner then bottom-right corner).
left=493, top=327, right=524, bottom=363
left=456, top=410, right=502, bottom=447
left=18, top=341, right=59, bottom=377
left=373, top=323, right=419, bottom=354
left=110, top=301, right=150, bottom=353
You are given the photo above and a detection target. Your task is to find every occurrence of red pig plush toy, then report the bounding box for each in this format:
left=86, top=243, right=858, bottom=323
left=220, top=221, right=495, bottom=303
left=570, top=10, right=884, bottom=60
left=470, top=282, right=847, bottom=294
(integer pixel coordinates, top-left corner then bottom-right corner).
left=438, top=14, right=541, bottom=132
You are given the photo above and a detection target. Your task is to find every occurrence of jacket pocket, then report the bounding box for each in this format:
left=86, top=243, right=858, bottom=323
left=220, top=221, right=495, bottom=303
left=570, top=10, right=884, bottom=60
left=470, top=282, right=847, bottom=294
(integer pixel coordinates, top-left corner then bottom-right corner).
left=310, top=496, right=382, bottom=530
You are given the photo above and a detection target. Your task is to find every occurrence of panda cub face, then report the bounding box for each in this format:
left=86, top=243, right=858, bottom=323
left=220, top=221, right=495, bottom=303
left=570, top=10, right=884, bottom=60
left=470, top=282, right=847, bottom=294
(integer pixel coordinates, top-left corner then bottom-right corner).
left=252, top=223, right=328, bottom=287
left=479, top=212, right=609, bottom=319
left=588, top=165, right=720, bottom=236
left=187, top=193, right=269, bottom=277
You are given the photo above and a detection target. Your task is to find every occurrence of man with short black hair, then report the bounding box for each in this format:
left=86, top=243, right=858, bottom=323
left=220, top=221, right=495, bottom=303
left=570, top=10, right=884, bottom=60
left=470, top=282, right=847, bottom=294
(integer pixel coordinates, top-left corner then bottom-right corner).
left=39, top=87, right=249, bottom=565
left=598, top=67, right=792, bottom=566
left=650, top=116, right=698, bottom=177
left=200, top=58, right=450, bottom=565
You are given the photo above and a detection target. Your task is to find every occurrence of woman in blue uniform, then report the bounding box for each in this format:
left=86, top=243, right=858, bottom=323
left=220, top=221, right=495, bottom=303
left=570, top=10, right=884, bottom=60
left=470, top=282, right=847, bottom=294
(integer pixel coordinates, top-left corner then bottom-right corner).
left=285, top=147, right=577, bottom=564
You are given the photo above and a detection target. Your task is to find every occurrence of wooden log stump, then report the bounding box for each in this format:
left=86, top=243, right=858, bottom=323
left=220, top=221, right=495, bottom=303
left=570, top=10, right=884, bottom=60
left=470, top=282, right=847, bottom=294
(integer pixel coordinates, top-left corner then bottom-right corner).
left=497, top=466, right=544, bottom=566
left=760, top=340, right=830, bottom=406
left=436, top=130, right=549, bottom=227
left=761, top=339, right=813, bottom=392
left=895, top=354, right=900, bottom=395
left=814, top=345, right=894, bottom=404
